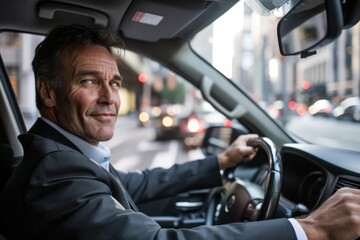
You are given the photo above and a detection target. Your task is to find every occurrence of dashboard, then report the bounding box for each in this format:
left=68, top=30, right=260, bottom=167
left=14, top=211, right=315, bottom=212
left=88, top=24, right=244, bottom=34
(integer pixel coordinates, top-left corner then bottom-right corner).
left=281, top=144, right=360, bottom=210
left=232, top=142, right=360, bottom=218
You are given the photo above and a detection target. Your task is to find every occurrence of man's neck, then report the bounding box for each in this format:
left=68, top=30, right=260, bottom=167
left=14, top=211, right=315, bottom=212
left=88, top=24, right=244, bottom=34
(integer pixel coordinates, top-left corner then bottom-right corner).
left=41, top=117, right=111, bottom=170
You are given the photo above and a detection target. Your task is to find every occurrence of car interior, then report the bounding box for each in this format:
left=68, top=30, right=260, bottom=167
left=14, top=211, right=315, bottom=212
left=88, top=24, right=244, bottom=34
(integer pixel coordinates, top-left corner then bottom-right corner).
left=1, top=0, right=360, bottom=238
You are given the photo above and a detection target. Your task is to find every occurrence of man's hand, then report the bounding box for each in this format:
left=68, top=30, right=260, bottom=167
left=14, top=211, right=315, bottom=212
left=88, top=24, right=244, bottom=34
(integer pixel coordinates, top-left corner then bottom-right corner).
left=297, top=187, right=360, bottom=240
left=217, top=134, right=259, bottom=170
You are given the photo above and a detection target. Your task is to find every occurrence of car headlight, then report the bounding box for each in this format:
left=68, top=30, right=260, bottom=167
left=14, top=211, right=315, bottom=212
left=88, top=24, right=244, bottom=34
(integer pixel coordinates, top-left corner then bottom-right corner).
left=162, top=116, right=175, bottom=127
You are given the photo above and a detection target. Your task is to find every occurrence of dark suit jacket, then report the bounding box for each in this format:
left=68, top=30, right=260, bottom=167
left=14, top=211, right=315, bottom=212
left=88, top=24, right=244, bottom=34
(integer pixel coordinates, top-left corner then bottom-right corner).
left=0, top=118, right=297, bottom=239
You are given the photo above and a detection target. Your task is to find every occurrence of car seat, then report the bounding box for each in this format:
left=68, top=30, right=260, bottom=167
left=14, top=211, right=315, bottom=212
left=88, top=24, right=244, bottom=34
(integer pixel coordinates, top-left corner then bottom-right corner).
left=0, top=144, right=14, bottom=240
left=0, top=144, right=14, bottom=196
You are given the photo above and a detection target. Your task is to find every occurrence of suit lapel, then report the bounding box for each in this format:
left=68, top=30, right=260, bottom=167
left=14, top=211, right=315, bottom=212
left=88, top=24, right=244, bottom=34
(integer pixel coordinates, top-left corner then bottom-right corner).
left=28, top=118, right=135, bottom=210
left=109, top=165, right=138, bottom=211
left=106, top=166, right=131, bottom=210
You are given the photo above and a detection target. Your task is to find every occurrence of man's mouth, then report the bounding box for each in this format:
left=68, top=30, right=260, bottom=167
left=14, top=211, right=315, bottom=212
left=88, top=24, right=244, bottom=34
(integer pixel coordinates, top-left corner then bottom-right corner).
left=91, top=113, right=116, bottom=121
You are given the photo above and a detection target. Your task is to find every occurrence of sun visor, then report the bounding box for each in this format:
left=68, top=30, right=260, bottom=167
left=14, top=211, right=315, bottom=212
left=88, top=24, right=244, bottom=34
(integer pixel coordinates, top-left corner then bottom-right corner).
left=120, top=0, right=212, bottom=42
left=244, top=0, right=292, bottom=16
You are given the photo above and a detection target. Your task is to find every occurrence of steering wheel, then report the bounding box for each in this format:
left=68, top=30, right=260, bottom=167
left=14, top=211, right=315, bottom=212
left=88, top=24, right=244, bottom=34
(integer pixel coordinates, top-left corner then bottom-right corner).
left=206, top=137, right=282, bottom=225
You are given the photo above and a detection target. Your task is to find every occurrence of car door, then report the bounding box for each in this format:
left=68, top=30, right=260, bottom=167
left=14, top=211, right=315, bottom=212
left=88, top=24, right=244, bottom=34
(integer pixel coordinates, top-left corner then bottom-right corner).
left=0, top=43, right=26, bottom=195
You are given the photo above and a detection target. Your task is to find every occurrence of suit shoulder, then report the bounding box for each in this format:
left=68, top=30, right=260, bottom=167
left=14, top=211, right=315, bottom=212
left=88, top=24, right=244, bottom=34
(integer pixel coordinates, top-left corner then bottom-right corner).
left=17, top=133, right=106, bottom=177
left=19, top=133, right=79, bottom=158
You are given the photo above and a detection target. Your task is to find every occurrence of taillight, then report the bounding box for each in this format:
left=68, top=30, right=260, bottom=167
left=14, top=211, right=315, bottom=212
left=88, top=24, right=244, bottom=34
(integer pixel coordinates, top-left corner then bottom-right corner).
left=324, top=107, right=332, bottom=113
left=288, top=101, right=297, bottom=110
left=296, top=104, right=307, bottom=116
left=223, top=119, right=232, bottom=127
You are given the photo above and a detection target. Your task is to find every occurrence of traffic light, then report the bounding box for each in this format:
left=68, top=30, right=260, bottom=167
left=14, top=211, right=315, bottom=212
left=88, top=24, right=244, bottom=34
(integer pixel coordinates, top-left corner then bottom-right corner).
left=302, top=81, right=310, bottom=90
left=138, top=73, right=147, bottom=83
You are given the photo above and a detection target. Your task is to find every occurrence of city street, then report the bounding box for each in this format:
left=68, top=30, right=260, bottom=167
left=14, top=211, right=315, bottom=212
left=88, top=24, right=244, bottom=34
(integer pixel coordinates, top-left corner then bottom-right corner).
left=105, top=114, right=360, bottom=173
left=286, top=115, right=360, bottom=151
left=104, top=115, right=205, bottom=172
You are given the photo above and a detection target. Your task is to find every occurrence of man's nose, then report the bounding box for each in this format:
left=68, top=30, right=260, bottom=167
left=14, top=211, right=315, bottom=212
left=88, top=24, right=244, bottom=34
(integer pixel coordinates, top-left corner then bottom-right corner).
left=98, top=83, right=115, bottom=105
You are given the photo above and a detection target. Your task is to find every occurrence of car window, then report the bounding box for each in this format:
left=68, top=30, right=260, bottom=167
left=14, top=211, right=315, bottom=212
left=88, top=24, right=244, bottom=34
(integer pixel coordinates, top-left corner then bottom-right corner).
left=0, top=33, right=43, bottom=129
left=190, top=1, right=360, bottom=152
left=1, top=32, right=235, bottom=172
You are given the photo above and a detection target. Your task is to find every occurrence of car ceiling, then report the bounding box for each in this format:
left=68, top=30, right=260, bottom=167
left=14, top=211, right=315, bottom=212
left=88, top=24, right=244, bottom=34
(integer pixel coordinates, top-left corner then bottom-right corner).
left=0, top=0, right=238, bottom=44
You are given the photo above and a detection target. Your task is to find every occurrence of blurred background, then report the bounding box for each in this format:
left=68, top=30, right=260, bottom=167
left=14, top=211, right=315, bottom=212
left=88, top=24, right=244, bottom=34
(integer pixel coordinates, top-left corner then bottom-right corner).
left=1, top=1, right=359, bottom=173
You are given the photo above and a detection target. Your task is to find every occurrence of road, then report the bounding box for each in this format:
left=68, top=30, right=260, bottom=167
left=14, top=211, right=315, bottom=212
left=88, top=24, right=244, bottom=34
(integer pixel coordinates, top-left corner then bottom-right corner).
left=286, top=115, right=360, bottom=151
left=104, top=115, right=205, bottom=172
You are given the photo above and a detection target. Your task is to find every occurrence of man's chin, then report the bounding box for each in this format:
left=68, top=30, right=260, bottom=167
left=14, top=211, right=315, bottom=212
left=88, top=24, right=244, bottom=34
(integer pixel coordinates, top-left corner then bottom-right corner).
left=96, top=130, right=114, bottom=142
left=100, top=136, right=113, bottom=142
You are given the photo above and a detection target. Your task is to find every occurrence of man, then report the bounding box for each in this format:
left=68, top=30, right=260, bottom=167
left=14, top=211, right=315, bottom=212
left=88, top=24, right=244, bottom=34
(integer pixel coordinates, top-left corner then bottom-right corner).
left=0, top=24, right=359, bottom=240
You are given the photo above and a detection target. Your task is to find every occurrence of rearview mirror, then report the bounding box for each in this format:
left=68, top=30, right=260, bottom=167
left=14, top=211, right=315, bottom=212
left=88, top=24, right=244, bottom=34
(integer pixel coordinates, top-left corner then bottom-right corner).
left=277, top=0, right=343, bottom=58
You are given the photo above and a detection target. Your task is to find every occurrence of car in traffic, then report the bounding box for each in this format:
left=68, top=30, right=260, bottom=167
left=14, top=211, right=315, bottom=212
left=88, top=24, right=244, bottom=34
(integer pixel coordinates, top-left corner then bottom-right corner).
left=140, top=101, right=231, bottom=149
left=333, top=96, right=360, bottom=122
left=308, top=99, right=334, bottom=117
left=151, top=103, right=188, bottom=140
left=180, top=102, right=233, bottom=149
left=266, top=100, right=308, bottom=124
left=0, top=0, right=360, bottom=238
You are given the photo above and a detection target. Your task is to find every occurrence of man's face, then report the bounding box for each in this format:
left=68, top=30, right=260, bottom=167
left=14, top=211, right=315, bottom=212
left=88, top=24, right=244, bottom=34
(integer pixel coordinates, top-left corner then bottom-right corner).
left=55, top=45, right=122, bottom=145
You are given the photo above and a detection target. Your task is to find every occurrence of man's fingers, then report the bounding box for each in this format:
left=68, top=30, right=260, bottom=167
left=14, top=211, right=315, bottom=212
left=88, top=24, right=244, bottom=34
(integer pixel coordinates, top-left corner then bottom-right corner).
left=240, top=134, right=259, bottom=142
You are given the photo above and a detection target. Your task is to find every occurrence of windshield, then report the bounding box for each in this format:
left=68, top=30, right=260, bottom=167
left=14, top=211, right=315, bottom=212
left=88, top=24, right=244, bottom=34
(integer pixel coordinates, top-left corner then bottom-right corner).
left=190, top=1, right=360, bottom=152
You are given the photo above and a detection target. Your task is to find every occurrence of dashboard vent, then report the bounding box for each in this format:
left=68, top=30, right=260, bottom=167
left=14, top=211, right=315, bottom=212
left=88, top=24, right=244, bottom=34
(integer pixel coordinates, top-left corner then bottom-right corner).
left=334, top=177, right=360, bottom=193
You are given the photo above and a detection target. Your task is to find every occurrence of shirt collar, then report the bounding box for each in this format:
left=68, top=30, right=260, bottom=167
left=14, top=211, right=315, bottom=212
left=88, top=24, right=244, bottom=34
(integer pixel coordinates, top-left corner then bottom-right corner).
left=41, top=117, right=111, bottom=170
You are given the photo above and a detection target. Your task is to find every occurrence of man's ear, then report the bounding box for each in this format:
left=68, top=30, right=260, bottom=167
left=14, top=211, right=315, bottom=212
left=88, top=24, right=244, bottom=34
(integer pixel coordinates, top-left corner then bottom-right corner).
left=37, top=76, right=56, bottom=108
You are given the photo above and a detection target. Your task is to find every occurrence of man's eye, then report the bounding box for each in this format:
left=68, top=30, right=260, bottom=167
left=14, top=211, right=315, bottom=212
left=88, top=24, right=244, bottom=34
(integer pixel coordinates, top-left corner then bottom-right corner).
left=110, top=82, right=121, bottom=90
left=80, top=79, right=96, bottom=85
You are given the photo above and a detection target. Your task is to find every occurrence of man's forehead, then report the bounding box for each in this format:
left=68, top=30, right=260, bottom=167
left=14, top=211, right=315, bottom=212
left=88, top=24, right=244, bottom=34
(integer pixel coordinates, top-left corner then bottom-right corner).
left=64, top=45, right=120, bottom=73
left=71, top=45, right=116, bottom=61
